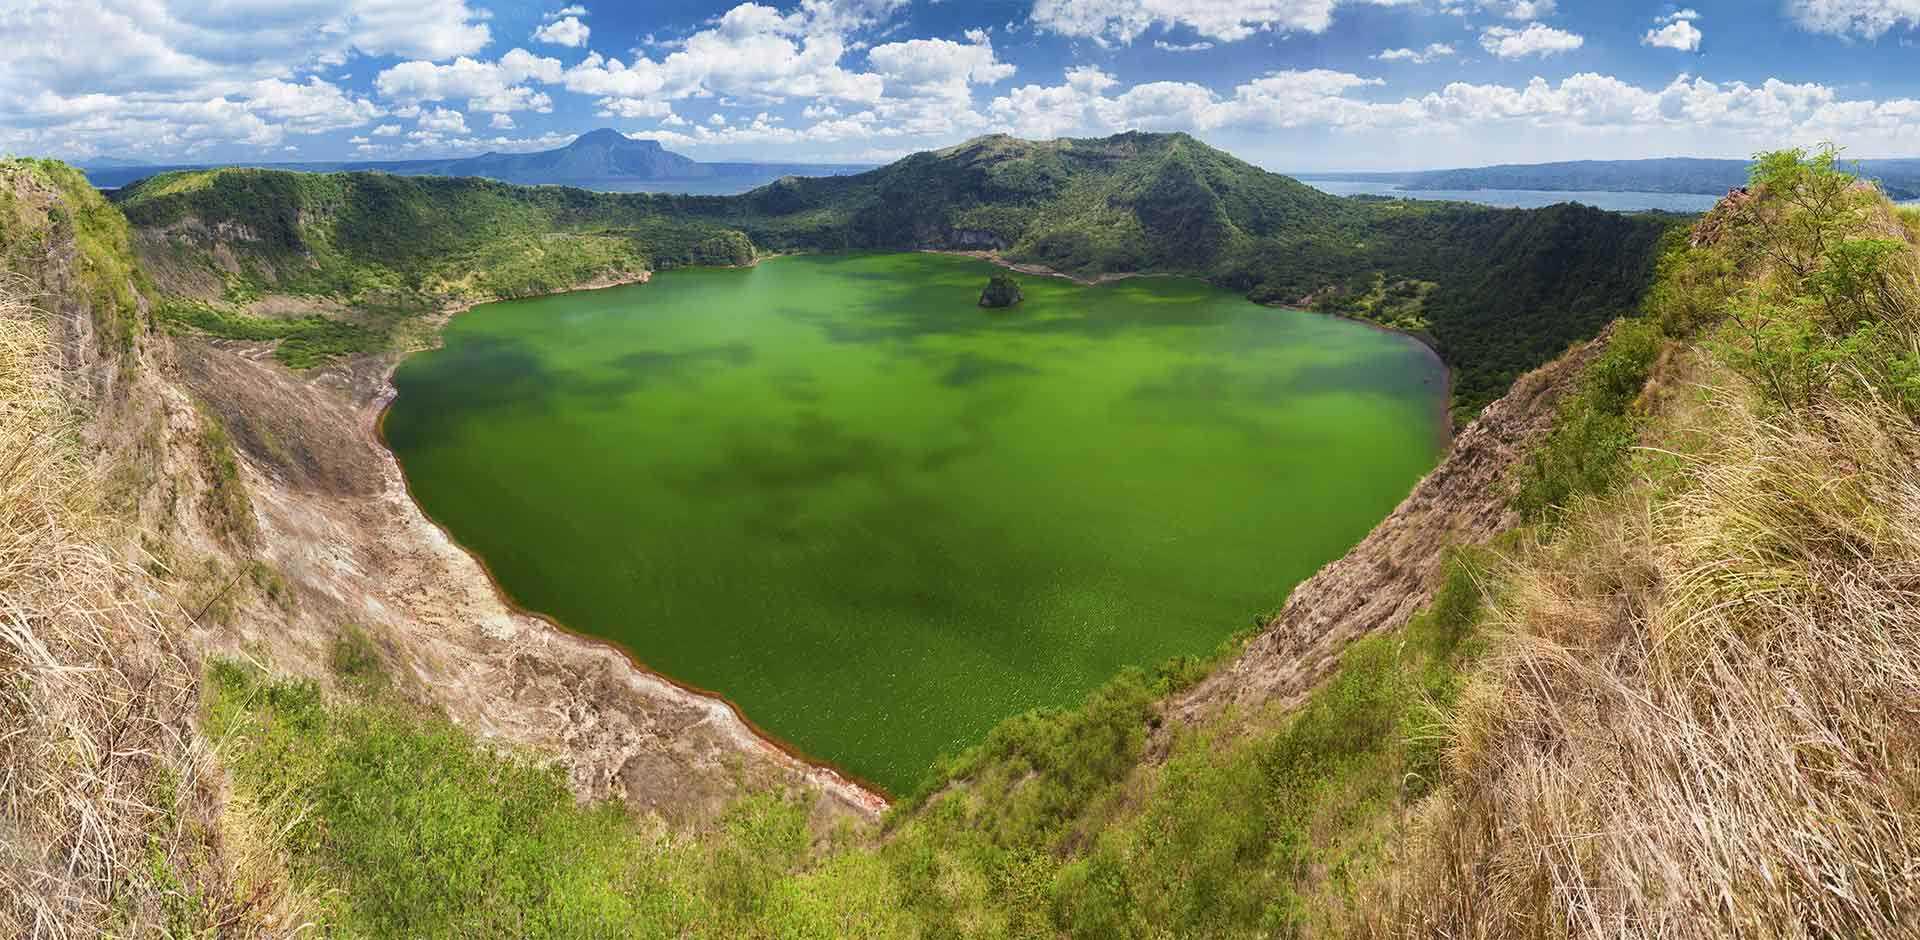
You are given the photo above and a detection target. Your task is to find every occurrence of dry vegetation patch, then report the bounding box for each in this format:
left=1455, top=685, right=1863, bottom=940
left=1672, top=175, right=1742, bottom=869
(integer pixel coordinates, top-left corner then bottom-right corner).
left=0, top=278, right=249, bottom=936
left=1360, top=150, right=1920, bottom=939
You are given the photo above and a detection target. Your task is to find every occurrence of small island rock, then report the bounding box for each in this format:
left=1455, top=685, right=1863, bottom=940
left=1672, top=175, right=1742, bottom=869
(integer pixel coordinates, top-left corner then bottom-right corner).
left=979, top=273, right=1024, bottom=308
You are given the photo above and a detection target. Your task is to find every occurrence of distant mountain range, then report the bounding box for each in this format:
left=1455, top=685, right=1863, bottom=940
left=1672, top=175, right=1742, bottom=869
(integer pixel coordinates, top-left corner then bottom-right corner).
left=80, top=129, right=870, bottom=195
left=1298, top=156, right=1920, bottom=201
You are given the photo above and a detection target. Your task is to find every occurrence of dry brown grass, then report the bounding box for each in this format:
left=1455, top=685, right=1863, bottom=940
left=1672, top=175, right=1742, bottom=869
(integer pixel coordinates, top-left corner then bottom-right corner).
left=0, top=275, right=237, bottom=937
left=1360, top=371, right=1920, bottom=937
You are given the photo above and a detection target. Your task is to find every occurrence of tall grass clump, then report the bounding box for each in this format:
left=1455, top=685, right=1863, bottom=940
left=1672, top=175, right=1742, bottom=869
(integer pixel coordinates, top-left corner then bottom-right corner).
left=0, top=276, right=226, bottom=936
left=1358, top=148, right=1920, bottom=938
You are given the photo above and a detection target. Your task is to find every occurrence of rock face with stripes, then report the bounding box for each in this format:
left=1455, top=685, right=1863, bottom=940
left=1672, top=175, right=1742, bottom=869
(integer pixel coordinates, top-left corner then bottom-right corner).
left=1170, top=325, right=1611, bottom=728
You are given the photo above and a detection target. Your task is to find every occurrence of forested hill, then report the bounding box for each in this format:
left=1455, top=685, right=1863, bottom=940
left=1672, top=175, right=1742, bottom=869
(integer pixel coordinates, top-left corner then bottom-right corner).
left=1304, top=155, right=1920, bottom=200
left=115, top=130, right=1676, bottom=415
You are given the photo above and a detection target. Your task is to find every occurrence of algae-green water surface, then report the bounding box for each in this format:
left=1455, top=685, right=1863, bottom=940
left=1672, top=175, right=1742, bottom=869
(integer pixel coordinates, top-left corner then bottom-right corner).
left=384, top=253, right=1446, bottom=794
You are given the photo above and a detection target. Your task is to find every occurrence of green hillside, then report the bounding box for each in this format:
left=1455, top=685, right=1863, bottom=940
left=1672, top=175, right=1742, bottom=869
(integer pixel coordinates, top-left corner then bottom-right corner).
left=117, top=131, right=1675, bottom=415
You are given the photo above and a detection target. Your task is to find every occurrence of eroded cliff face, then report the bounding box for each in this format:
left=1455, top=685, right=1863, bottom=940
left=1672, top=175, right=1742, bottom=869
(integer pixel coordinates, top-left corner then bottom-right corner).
left=181, top=331, right=884, bottom=821
left=1172, top=325, right=1608, bottom=728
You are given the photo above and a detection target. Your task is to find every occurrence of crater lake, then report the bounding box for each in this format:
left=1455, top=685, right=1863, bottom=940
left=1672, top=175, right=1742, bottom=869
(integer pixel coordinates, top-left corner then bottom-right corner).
left=383, top=252, right=1447, bottom=794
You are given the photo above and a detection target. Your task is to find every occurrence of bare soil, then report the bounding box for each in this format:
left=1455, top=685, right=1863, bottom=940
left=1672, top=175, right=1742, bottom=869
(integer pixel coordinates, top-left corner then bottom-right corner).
left=164, top=279, right=887, bottom=825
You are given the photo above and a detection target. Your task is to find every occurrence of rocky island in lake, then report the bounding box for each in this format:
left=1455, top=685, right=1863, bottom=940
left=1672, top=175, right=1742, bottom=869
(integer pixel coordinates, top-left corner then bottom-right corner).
left=979, top=273, right=1023, bottom=308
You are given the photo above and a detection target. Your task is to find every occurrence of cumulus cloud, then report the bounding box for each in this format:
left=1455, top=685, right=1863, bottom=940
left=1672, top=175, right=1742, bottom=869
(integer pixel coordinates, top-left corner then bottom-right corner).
left=1480, top=22, right=1585, bottom=58
left=866, top=33, right=1016, bottom=102
left=1643, top=10, right=1703, bottom=51
left=595, top=97, right=676, bottom=119
left=0, top=0, right=474, bottom=158
left=1789, top=0, right=1920, bottom=39
left=1444, top=0, right=1556, bottom=18
left=560, top=2, right=888, bottom=105
left=533, top=16, right=592, bottom=47
left=1028, top=0, right=1419, bottom=45
left=416, top=107, right=470, bottom=134
left=983, top=66, right=1405, bottom=140
left=1373, top=43, right=1456, bottom=64
left=374, top=49, right=564, bottom=113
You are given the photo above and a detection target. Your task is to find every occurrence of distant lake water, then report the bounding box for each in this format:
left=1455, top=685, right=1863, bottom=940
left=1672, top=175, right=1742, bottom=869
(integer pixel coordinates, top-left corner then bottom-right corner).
left=384, top=253, right=1446, bottom=794
left=1304, top=179, right=1723, bottom=213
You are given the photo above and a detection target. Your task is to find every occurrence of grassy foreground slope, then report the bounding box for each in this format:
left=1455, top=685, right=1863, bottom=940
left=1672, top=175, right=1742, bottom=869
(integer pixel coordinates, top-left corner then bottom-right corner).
left=117, top=131, right=1672, bottom=414
left=191, top=149, right=1920, bottom=938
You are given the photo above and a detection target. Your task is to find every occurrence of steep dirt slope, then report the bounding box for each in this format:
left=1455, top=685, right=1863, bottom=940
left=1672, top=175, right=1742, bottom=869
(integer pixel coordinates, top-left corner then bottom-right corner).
left=1174, top=326, right=1608, bottom=727
left=180, top=329, right=884, bottom=819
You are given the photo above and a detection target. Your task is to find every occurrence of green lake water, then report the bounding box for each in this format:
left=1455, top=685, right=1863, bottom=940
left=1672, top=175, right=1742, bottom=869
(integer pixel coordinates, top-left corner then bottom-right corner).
left=384, top=253, right=1446, bottom=794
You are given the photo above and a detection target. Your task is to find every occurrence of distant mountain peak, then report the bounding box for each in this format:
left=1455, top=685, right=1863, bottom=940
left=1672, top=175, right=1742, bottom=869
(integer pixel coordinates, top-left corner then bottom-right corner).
left=571, top=128, right=661, bottom=152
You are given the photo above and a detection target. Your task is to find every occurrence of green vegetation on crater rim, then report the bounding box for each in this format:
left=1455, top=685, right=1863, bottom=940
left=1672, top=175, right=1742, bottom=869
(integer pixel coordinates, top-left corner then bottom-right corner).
left=115, top=131, right=1674, bottom=415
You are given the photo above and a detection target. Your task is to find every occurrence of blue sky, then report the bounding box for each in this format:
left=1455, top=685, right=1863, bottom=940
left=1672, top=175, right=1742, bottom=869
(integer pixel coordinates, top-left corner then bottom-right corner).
left=7, top=1, right=1920, bottom=171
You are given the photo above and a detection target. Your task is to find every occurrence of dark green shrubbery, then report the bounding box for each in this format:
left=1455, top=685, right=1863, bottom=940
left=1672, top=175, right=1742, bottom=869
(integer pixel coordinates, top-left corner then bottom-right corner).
left=1709, top=146, right=1920, bottom=413
left=1511, top=317, right=1665, bottom=522
left=156, top=299, right=383, bottom=368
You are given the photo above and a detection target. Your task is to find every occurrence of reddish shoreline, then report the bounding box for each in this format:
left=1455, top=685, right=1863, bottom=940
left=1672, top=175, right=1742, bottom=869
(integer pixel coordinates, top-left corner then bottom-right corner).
left=370, top=272, right=894, bottom=812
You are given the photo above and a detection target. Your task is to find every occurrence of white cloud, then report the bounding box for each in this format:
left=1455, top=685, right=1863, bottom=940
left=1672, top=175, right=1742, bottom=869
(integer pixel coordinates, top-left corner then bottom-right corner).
left=372, top=124, right=403, bottom=136
left=1373, top=42, right=1456, bottom=64
left=1480, top=22, right=1585, bottom=58
left=1153, top=40, right=1216, bottom=52
left=560, top=2, right=889, bottom=105
left=533, top=16, right=591, bottom=47
left=595, top=97, right=676, bottom=119
left=416, top=107, right=470, bottom=134
left=1643, top=10, right=1703, bottom=51
left=243, top=78, right=385, bottom=133
left=866, top=34, right=1016, bottom=102
left=984, top=66, right=1407, bottom=139
left=1789, top=0, right=1920, bottom=39
left=490, top=113, right=516, bottom=129
left=374, top=49, right=564, bottom=113
left=0, top=0, right=477, bottom=158
left=1444, top=0, right=1556, bottom=18
left=1029, top=0, right=1418, bottom=45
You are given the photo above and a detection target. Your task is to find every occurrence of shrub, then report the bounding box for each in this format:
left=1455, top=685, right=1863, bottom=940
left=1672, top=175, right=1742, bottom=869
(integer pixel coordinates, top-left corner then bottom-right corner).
left=1511, top=318, right=1665, bottom=521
